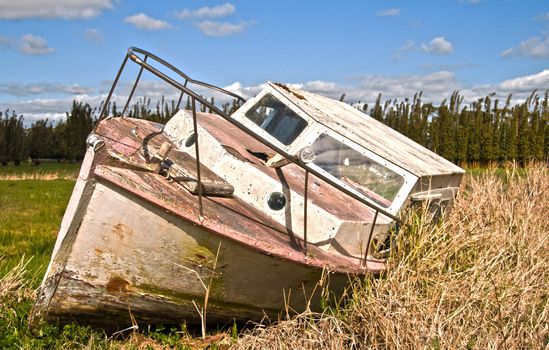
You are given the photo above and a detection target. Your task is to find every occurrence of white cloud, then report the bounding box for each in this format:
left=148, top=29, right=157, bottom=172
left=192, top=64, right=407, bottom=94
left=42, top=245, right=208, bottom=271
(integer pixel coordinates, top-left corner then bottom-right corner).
left=421, top=37, right=454, bottom=54
left=176, top=3, right=252, bottom=37
left=20, top=113, right=67, bottom=126
left=223, top=82, right=265, bottom=100
left=176, top=3, right=235, bottom=19
left=501, top=35, right=549, bottom=59
left=293, top=80, right=342, bottom=95
left=121, top=80, right=179, bottom=99
left=0, top=0, right=113, bottom=20
left=396, top=37, right=454, bottom=59
left=0, top=82, right=93, bottom=96
left=400, top=40, right=416, bottom=52
left=19, top=34, right=54, bottom=55
left=498, top=70, right=549, bottom=92
left=420, top=62, right=480, bottom=72
left=2, top=93, right=119, bottom=126
left=376, top=8, right=400, bottom=17
left=5, top=70, right=548, bottom=124
left=124, top=13, right=172, bottom=30
left=195, top=20, right=248, bottom=37
left=85, top=28, right=103, bottom=43
left=227, top=72, right=461, bottom=105
left=9, top=100, right=67, bottom=115
left=352, top=71, right=459, bottom=101
left=283, top=70, right=548, bottom=105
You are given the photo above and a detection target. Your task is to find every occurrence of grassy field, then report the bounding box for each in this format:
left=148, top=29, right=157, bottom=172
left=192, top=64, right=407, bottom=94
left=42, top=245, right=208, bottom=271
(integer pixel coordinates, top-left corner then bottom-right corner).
left=0, top=179, right=74, bottom=281
left=237, top=166, right=548, bottom=349
left=0, top=163, right=79, bottom=282
left=0, top=164, right=547, bottom=349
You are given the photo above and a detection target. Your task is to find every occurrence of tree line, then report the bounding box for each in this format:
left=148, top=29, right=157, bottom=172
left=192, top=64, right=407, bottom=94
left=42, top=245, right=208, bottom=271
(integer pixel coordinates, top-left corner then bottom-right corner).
left=359, top=90, right=548, bottom=167
left=0, top=91, right=547, bottom=166
left=0, top=101, right=93, bottom=165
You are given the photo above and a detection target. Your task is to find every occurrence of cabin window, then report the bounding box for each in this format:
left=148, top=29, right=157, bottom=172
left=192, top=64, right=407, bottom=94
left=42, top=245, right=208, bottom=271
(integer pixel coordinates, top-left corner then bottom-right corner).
left=311, top=133, right=405, bottom=207
left=245, top=94, right=307, bottom=145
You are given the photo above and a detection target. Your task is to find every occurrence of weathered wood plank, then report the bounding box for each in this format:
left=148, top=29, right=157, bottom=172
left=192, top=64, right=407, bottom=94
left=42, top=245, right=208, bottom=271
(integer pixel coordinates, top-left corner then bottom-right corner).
left=94, top=117, right=234, bottom=197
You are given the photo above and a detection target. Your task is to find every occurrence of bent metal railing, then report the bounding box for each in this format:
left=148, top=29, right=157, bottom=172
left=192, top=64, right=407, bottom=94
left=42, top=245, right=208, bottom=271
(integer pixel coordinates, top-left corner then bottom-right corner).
left=98, top=46, right=402, bottom=265
left=99, top=47, right=246, bottom=121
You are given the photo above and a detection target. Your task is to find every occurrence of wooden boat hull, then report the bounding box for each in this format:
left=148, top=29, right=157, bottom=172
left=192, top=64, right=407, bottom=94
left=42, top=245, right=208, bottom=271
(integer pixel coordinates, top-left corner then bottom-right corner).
left=30, top=115, right=388, bottom=330
left=31, top=156, right=352, bottom=330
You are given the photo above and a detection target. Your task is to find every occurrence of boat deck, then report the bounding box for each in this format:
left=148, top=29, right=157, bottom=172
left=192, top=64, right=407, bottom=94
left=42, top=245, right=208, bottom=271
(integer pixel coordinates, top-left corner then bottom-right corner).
left=95, top=117, right=385, bottom=274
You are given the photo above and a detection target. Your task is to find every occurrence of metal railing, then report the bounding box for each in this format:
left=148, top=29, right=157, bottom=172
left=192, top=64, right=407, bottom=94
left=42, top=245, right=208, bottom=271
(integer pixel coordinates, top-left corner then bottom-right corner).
left=99, top=46, right=402, bottom=264
left=99, top=47, right=245, bottom=121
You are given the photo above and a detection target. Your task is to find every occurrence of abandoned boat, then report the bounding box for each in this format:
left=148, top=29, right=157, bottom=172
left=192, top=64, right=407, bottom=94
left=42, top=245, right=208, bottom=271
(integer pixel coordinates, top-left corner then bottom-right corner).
left=30, top=47, right=464, bottom=329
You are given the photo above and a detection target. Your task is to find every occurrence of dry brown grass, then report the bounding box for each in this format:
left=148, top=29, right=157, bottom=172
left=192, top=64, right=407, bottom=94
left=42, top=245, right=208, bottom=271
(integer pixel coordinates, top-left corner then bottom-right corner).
left=0, top=257, right=33, bottom=300
left=0, top=173, right=75, bottom=180
left=0, top=163, right=80, bottom=180
left=234, top=166, right=549, bottom=349
left=1, top=167, right=546, bottom=349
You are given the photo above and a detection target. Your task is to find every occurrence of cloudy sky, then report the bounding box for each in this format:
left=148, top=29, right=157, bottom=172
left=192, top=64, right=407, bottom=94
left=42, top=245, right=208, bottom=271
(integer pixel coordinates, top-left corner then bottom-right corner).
left=0, top=0, right=548, bottom=124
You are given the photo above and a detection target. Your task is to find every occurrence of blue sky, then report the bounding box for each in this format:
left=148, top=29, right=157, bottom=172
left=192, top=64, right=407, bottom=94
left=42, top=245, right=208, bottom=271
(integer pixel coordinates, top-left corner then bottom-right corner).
left=0, top=0, right=548, bottom=124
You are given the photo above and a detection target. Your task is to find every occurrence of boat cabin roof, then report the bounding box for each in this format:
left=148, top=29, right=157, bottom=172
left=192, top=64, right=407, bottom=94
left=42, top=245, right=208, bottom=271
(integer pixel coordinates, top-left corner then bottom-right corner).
left=258, top=83, right=464, bottom=178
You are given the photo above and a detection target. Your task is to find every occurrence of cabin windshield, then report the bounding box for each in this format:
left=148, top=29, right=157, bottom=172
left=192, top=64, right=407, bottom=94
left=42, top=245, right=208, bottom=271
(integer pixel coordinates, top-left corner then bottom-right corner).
left=311, top=133, right=405, bottom=208
left=244, top=94, right=307, bottom=145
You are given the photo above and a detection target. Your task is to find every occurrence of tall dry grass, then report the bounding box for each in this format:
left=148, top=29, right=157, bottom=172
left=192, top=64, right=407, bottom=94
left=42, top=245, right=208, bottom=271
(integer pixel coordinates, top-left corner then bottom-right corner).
left=0, top=173, right=75, bottom=180
left=0, top=167, right=546, bottom=349
left=234, top=166, right=548, bottom=349
left=0, top=163, right=79, bottom=180
left=0, top=257, right=31, bottom=299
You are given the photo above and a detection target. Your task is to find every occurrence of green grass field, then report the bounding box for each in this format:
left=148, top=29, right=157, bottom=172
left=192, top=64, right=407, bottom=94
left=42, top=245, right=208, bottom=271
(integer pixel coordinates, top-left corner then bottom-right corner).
left=0, top=164, right=546, bottom=349
left=0, top=179, right=75, bottom=284
left=0, top=162, right=79, bottom=281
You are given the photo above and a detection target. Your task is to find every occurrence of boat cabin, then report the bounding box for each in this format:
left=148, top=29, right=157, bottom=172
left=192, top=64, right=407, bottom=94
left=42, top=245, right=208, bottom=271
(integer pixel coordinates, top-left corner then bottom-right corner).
left=163, top=82, right=464, bottom=260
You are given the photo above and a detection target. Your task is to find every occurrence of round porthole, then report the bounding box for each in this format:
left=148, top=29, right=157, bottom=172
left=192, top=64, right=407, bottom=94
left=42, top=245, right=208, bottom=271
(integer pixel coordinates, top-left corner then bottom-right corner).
left=267, top=192, right=286, bottom=211
left=184, top=133, right=196, bottom=147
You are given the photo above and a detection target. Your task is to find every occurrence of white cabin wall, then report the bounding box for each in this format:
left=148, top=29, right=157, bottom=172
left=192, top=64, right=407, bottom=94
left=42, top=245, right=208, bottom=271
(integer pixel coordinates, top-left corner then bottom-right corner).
left=164, top=110, right=342, bottom=245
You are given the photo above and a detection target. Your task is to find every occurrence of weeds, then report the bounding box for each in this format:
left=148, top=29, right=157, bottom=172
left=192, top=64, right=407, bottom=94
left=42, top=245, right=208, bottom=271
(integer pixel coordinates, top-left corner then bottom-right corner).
left=234, top=166, right=548, bottom=349
left=0, top=257, right=228, bottom=349
left=0, top=167, right=547, bottom=349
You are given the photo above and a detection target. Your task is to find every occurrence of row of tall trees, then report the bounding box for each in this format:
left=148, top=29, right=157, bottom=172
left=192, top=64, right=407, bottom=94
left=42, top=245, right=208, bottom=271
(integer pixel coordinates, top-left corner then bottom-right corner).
left=0, top=101, right=94, bottom=164
left=0, top=110, right=26, bottom=165
left=0, top=95, right=216, bottom=164
left=1, top=91, right=547, bottom=166
left=360, top=90, right=548, bottom=166
left=120, top=95, right=241, bottom=123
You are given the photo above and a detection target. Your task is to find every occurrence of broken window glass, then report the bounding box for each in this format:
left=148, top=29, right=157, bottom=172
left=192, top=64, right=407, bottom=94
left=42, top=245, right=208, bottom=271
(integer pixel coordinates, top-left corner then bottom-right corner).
left=311, top=133, right=405, bottom=207
left=245, top=94, right=307, bottom=145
